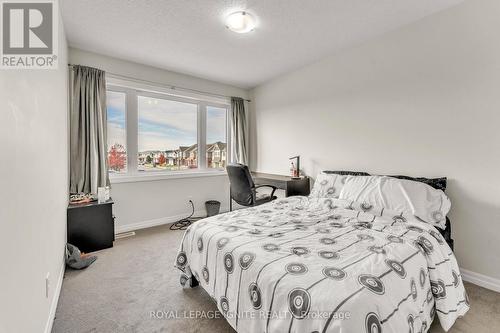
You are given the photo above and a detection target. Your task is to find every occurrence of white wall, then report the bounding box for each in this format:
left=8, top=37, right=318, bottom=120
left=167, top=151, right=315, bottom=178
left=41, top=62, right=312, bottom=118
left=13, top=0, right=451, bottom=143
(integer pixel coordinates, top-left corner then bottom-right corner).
left=0, top=10, right=69, bottom=333
left=250, top=0, right=500, bottom=280
left=68, top=48, right=249, bottom=232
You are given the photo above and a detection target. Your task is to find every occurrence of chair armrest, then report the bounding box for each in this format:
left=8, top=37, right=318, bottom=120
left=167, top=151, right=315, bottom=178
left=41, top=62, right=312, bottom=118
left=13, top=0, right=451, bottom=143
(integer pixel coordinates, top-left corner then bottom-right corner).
left=254, top=184, right=277, bottom=198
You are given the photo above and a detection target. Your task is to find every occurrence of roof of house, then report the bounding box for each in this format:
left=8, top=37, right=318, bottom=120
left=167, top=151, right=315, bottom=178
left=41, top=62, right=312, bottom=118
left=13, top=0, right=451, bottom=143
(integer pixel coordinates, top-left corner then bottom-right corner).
left=139, top=150, right=164, bottom=155
left=185, top=144, right=198, bottom=153
left=207, top=141, right=226, bottom=152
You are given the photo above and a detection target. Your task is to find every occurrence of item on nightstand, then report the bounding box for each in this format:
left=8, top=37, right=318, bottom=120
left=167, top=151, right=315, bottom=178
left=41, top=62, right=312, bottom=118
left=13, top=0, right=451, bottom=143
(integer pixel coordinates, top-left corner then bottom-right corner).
left=69, top=192, right=96, bottom=204
left=205, top=200, right=221, bottom=216
left=97, top=187, right=106, bottom=203
left=65, top=243, right=97, bottom=269
left=105, top=186, right=110, bottom=201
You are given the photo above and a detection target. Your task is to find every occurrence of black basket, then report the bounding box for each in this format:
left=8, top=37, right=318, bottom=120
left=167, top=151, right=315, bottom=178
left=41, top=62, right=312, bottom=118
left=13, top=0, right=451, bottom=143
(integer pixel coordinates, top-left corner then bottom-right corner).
left=205, top=200, right=221, bottom=217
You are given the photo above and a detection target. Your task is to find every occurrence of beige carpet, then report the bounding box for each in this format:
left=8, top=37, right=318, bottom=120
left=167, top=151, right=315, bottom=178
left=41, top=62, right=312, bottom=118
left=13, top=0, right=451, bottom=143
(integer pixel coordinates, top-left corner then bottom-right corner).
left=53, top=224, right=500, bottom=333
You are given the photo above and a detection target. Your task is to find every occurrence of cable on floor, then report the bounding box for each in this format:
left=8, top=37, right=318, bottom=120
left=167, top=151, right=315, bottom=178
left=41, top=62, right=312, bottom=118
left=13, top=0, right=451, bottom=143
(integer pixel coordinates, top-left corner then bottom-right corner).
left=169, top=200, right=203, bottom=230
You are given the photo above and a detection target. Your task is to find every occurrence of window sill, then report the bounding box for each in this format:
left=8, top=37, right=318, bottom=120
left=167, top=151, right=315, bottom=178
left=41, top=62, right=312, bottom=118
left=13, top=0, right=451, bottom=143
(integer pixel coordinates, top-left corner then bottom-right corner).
left=109, top=170, right=227, bottom=184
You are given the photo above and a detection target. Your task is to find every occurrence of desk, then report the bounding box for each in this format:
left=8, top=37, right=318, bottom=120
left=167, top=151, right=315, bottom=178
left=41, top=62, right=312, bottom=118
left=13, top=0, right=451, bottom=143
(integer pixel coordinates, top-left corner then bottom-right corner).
left=251, top=172, right=310, bottom=197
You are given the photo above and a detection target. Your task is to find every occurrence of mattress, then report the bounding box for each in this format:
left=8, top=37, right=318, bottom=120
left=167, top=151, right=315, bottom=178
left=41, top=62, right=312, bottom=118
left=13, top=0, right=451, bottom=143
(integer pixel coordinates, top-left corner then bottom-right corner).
left=175, top=196, right=469, bottom=333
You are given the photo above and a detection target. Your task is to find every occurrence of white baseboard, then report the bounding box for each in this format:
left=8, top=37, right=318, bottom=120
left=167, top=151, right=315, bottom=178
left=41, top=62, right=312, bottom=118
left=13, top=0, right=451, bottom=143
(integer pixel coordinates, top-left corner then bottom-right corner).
left=114, top=206, right=229, bottom=234
left=44, top=258, right=65, bottom=333
left=460, top=268, right=500, bottom=293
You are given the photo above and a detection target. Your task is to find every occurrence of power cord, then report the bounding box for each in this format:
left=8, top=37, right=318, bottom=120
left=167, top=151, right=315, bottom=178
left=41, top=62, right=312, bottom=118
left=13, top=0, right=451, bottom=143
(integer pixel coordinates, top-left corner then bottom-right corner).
left=170, top=200, right=203, bottom=230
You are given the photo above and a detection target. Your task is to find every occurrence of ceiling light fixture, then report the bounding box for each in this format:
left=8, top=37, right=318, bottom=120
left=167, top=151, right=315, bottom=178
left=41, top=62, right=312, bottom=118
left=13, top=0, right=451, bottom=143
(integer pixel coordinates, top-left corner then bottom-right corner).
left=225, top=11, right=256, bottom=34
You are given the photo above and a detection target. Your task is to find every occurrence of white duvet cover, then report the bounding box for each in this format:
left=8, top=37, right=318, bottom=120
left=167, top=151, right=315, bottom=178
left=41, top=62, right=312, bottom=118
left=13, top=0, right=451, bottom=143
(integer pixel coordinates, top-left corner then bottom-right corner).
left=175, top=197, right=469, bottom=333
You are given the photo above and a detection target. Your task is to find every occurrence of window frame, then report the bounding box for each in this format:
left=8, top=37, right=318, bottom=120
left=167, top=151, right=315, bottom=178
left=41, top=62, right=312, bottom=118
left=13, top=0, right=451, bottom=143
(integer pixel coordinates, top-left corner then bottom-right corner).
left=105, top=88, right=128, bottom=174
left=106, top=79, right=231, bottom=183
left=205, top=104, right=230, bottom=170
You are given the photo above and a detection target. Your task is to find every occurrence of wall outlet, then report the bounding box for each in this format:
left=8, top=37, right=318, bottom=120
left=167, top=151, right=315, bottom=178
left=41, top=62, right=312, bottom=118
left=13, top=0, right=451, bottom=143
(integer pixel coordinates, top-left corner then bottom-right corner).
left=45, top=272, right=50, bottom=298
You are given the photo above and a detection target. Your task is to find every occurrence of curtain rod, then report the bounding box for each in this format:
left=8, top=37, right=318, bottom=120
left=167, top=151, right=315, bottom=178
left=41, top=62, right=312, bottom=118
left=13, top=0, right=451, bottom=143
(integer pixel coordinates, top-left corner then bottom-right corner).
left=68, top=64, right=251, bottom=102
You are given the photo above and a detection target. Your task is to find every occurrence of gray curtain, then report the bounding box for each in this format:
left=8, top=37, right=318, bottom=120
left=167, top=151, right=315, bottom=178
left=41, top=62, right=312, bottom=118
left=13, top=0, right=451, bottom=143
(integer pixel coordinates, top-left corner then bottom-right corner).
left=69, top=65, right=109, bottom=194
left=230, top=97, right=248, bottom=165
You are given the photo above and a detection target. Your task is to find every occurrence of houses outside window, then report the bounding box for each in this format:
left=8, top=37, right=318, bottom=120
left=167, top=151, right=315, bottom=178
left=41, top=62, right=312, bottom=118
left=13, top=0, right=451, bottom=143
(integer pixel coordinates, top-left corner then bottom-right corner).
left=105, top=79, right=230, bottom=179
left=206, top=106, right=227, bottom=169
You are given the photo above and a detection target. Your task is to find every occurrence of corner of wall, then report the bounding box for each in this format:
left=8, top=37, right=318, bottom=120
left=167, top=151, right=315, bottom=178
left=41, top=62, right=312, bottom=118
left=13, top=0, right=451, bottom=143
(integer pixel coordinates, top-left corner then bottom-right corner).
left=44, top=255, right=66, bottom=333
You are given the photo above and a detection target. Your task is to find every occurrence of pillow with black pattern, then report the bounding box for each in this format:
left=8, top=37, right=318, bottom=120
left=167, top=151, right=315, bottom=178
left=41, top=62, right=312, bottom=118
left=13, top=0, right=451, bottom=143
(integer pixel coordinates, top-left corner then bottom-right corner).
left=309, top=172, right=349, bottom=198
left=387, top=175, right=447, bottom=192
left=339, top=175, right=451, bottom=229
left=323, top=170, right=370, bottom=176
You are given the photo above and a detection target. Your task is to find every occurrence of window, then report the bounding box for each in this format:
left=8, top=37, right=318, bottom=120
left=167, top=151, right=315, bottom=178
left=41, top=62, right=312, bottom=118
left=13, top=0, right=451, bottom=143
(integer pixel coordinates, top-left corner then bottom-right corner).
left=138, top=96, right=198, bottom=171
left=106, top=91, right=127, bottom=173
left=105, top=80, right=230, bottom=179
left=206, top=106, right=227, bottom=169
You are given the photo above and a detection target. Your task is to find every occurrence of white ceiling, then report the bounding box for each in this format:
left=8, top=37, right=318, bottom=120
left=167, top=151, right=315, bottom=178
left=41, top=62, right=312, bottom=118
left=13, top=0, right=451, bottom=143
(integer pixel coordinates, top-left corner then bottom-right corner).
left=61, top=0, right=463, bottom=89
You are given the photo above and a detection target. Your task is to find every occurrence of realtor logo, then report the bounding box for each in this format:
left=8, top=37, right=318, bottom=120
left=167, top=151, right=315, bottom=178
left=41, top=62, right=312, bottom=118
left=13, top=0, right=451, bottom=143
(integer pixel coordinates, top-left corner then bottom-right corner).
left=1, top=0, right=58, bottom=69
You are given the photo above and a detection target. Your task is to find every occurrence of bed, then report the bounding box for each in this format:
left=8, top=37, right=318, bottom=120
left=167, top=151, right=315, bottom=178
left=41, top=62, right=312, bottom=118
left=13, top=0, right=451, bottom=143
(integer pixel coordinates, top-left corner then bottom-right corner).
left=175, top=173, right=469, bottom=333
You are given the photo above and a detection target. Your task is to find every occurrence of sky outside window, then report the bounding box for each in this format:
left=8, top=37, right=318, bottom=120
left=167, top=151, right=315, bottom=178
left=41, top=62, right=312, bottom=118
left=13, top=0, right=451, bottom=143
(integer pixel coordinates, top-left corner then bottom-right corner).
left=106, top=91, right=127, bottom=172
left=138, top=96, right=197, bottom=152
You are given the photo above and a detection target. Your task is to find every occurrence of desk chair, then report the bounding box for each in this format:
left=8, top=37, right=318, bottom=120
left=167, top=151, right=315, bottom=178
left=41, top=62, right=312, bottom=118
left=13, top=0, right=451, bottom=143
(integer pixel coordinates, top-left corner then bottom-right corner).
left=226, top=164, right=277, bottom=211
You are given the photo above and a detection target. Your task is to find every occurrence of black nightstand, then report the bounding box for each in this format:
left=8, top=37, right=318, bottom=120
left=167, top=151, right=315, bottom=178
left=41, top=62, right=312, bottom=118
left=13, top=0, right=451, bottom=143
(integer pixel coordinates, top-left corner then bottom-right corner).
left=67, top=199, right=115, bottom=252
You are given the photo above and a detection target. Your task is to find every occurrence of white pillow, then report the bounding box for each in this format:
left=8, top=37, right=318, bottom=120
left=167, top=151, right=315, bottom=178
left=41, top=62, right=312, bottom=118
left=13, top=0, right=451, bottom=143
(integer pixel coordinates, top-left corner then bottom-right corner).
left=309, top=172, right=348, bottom=199
left=339, top=175, right=450, bottom=229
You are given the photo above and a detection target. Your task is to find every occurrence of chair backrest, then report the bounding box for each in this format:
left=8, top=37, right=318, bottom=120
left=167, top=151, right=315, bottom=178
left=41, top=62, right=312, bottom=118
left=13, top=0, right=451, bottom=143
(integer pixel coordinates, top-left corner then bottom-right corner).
left=226, top=164, right=255, bottom=206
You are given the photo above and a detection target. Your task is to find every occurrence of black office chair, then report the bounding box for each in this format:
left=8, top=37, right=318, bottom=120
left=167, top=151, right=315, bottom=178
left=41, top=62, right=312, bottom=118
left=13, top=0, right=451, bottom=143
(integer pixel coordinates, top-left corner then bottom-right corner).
left=226, top=164, right=277, bottom=211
